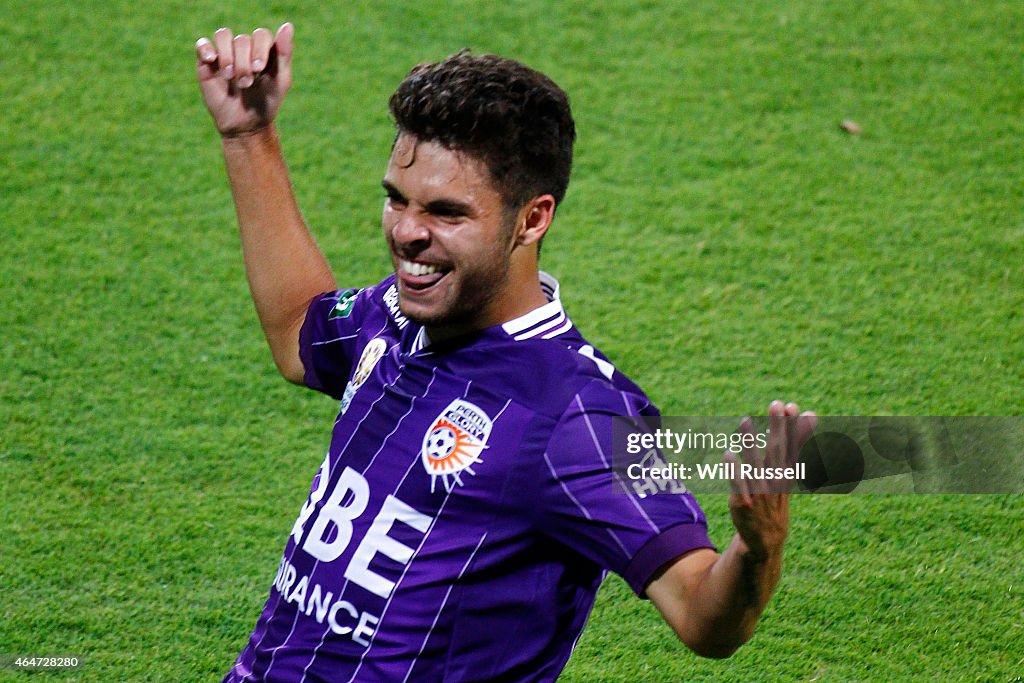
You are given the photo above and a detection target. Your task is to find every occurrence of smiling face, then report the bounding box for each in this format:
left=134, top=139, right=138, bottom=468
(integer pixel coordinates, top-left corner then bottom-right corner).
left=382, top=134, right=551, bottom=340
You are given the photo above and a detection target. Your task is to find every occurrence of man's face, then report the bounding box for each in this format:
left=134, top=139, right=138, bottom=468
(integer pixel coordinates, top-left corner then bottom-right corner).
left=382, top=134, right=517, bottom=333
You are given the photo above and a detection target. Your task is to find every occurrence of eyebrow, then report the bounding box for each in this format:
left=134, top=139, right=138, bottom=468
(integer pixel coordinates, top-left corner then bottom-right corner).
left=425, top=198, right=475, bottom=217
left=381, top=180, right=406, bottom=202
left=381, top=180, right=476, bottom=218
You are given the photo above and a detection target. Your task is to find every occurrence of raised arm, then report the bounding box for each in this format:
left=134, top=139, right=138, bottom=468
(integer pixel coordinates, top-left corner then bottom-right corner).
left=195, top=23, right=336, bottom=383
left=646, top=401, right=817, bottom=658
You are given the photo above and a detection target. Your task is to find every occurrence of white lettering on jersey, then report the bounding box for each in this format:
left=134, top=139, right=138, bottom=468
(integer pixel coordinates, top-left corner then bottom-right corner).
left=303, top=466, right=370, bottom=562
left=292, top=453, right=331, bottom=544
left=353, top=612, right=380, bottom=647
left=344, top=494, right=432, bottom=598
left=328, top=600, right=359, bottom=635
left=382, top=284, right=410, bottom=329
left=306, top=583, right=333, bottom=623
left=294, top=467, right=434, bottom=600
left=276, top=561, right=297, bottom=596
left=271, top=555, right=384, bottom=647
left=288, top=575, right=309, bottom=612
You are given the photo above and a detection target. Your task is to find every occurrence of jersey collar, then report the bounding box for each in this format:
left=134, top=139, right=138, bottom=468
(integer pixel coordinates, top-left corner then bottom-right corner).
left=500, top=272, right=573, bottom=341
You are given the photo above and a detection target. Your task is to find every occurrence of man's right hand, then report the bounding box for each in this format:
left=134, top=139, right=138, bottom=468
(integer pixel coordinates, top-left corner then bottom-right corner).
left=195, top=23, right=294, bottom=137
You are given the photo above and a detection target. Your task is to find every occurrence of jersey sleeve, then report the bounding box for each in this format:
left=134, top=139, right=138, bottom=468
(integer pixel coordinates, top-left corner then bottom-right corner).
left=539, top=380, right=715, bottom=597
left=298, top=286, right=376, bottom=399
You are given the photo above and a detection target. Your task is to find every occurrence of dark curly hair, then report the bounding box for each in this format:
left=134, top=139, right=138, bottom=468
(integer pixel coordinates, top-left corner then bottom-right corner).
left=388, top=50, right=576, bottom=213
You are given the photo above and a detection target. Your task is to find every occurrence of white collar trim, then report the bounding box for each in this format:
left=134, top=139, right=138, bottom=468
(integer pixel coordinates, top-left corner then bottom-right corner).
left=410, top=326, right=430, bottom=354
left=502, top=272, right=571, bottom=339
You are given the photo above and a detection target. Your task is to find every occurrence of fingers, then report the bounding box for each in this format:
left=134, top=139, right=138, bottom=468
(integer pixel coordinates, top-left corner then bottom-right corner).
left=233, top=34, right=254, bottom=88
left=725, top=450, right=751, bottom=507
left=796, top=410, right=817, bottom=451
left=784, top=401, right=798, bottom=468
left=251, top=28, right=273, bottom=73
left=213, top=27, right=235, bottom=80
left=743, top=400, right=817, bottom=493
left=195, top=37, right=217, bottom=80
left=768, top=400, right=788, bottom=470
left=195, top=37, right=216, bottom=64
left=738, top=416, right=764, bottom=476
left=197, top=26, right=287, bottom=88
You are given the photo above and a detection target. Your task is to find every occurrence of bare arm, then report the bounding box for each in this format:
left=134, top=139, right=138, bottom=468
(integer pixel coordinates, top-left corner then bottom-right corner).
left=195, top=24, right=336, bottom=382
left=221, top=126, right=336, bottom=382
left=647, top=401, right=817, bottom=658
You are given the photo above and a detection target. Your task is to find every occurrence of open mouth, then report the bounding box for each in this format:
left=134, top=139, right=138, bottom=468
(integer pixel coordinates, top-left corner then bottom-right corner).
left=398, top=258, right=451, bottom=292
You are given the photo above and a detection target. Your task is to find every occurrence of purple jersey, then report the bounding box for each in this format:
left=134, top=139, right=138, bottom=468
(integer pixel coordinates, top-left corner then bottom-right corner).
left=223, top=273, right=713, bottom=683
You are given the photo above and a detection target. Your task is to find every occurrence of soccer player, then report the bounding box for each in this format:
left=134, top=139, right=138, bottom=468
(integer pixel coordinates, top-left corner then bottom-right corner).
left=195, top=23, right=817, bottom=682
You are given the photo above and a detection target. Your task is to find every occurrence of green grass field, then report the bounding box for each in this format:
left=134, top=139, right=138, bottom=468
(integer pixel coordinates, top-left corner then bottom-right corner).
left=2, top=1, right=1022, bottom=680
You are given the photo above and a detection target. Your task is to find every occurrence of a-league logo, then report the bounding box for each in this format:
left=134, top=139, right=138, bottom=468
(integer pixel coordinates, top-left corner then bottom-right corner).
left=340, top=338, right=388, bottom=414
left=421, top=399, right=492, bottom=493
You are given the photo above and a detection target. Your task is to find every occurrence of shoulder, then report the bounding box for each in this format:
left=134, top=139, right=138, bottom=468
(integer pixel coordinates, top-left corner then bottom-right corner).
left=347, top=275, right=411, bottom=329
left=305, top=275, right=410, bottom=334
left=300, top=275, right=413, bottom=398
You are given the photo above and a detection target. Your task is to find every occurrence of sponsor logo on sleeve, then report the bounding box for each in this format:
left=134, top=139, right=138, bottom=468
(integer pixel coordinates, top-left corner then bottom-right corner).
left=328, top=289, right=360, bottom=320
left=421, top=399, right=493, bottom=493
left=340, top=338, right=388, bottom=414
left=382, top=284, right=410, bottom=330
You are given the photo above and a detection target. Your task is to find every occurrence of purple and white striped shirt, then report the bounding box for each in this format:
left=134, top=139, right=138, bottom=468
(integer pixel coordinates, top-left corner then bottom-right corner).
left=223, top=273, right=712, bottom=682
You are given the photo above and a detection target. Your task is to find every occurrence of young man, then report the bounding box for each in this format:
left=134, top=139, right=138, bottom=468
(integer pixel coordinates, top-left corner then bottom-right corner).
left=196, top=23, right=816, bottom=682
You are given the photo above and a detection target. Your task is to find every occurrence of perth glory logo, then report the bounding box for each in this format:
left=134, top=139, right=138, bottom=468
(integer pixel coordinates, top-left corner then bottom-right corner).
left=421, top=399, right=492, bottom=493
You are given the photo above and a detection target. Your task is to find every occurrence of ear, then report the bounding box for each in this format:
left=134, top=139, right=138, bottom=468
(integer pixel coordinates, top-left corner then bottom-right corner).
left=515, top=194, right=556, bottom=247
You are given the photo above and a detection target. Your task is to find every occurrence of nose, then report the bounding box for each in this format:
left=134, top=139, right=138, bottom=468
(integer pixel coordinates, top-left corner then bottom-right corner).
left=390, top=213, right=430, bottom=251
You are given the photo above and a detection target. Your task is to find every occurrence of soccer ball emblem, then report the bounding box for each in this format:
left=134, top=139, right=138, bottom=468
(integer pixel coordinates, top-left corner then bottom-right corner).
left=420, top=401, right=493, bottom=492
left=426, top=427, right=458, bottom=461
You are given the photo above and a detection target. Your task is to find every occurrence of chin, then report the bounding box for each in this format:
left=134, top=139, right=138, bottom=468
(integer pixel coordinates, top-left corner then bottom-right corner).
left=398, top=297, right=447, bottom=327
left=397, top=271, right=497, bottom=331
left=399, top=297, right=476, bottom=331
left=397, top=278, right=458, bottom=326
left=401, top=307, right=458, bottom=329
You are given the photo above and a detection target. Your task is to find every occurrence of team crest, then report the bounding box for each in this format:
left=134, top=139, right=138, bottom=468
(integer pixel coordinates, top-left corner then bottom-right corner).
left=421, top=399, right=493, bottom=493
left=340, top=338, right=387, bottom=414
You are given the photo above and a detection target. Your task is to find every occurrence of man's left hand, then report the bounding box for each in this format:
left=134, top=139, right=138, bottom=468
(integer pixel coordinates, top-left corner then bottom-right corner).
left=725, top=400, right=817, bottom=560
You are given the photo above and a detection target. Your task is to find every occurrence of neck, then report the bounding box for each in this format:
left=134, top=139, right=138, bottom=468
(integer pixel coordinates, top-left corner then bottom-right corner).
left=425, top=266, right=548, bottom=344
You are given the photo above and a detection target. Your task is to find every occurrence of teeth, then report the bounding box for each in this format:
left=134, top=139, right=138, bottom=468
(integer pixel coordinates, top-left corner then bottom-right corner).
left=401, top=260, right=440, bottom=277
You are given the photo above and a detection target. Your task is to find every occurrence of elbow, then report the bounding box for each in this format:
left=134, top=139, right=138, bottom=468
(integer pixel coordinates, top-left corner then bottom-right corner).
left=677, top=627, right=750, bottom=660
left=270, top=349, right=306, bottom=386
left=265, top=330, right=307, bottom=385
left=281, top=369, right=306, bottom=386
left=263, top=317, right=308, bottom=385
left=277, top=360, right=306, bottom=386
left=687, top=640, right=744, bottom=660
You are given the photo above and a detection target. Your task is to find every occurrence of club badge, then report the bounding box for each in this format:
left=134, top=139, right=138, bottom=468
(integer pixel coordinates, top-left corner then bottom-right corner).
left=421, top=399, right=493, bottom=493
